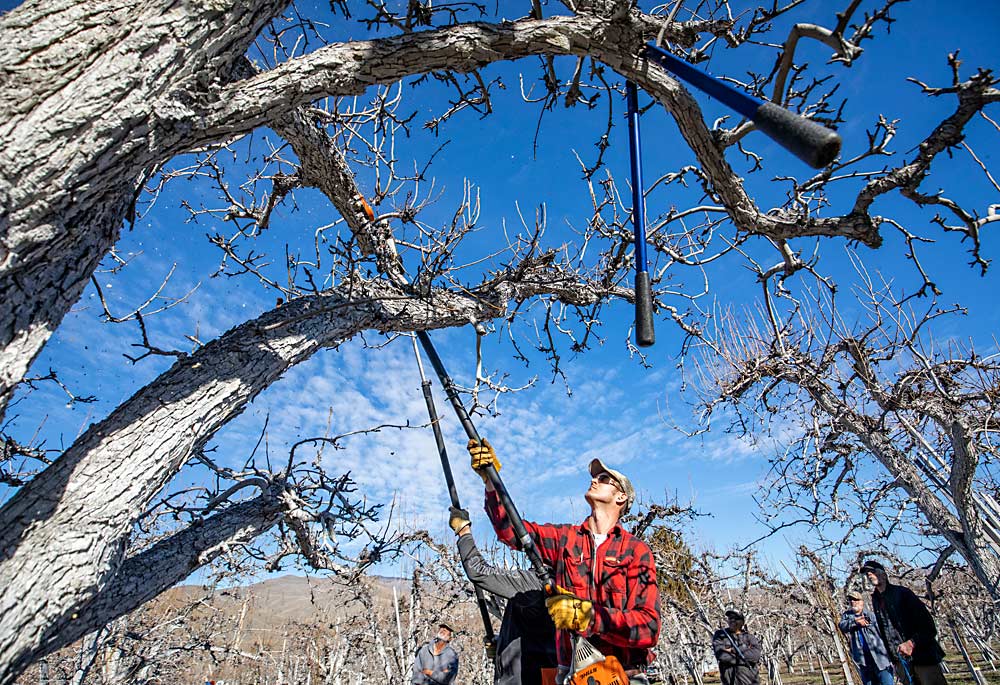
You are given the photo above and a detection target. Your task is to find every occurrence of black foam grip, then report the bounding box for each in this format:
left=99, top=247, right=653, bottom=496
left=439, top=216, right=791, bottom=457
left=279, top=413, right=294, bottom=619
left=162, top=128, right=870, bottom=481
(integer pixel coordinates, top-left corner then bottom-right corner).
left=635, top=272, right=655, bottom=348
left=752, top=102, right=842, bottom=169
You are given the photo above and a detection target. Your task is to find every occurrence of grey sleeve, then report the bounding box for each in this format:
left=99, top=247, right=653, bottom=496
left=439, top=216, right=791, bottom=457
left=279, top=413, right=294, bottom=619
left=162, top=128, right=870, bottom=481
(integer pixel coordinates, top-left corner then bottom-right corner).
left=457, top=534, right=541, bottom=599
left=839, top=611, right=858, bottom=634
left=440, top=649, right=459, bottom=685
left=741, top=634, right=762, bottom=665
left=411, top=645, right=430, bottom=683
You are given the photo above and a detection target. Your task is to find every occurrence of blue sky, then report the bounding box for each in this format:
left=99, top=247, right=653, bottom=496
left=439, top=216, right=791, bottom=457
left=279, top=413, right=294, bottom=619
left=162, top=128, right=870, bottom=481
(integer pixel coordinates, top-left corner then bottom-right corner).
left=2, top=0, right=999, bottom=581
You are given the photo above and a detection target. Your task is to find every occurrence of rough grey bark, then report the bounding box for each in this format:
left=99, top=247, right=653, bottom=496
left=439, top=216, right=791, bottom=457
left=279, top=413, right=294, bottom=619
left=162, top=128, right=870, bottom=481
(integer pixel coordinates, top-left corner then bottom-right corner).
left=0, top=7, right=653, bottom=679
left=808, top=379, right=1000, bottom=598
left=2, top=1, right=995, bottom=681
left=203, top=15, right=884, bottom=246
left=715, top=338, right=1000, bottom=601
left=0, top=0, right=290, bottom=419
left=0, top=280, right=435, bottom=683
left=28, top=493, right=285, bottom=678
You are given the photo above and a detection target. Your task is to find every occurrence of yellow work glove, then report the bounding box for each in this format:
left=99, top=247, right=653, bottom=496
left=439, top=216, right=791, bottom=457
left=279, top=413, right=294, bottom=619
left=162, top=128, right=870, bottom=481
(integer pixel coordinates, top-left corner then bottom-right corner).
left=449, top=506, right=471, bottom=535
left=545, top=585, right=594, bottom=632
left=467, top=438, right=501, bottom=480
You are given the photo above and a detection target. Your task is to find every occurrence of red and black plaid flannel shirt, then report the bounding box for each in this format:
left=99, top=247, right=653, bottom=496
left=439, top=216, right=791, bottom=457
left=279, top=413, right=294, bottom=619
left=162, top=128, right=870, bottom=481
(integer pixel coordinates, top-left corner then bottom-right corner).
left=485, top=490, right=660, bottom=670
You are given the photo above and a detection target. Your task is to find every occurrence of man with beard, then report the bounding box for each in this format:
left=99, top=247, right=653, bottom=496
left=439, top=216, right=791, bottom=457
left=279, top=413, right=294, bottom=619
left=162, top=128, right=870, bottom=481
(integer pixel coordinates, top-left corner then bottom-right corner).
left=412, top=624, right=460, bottom=685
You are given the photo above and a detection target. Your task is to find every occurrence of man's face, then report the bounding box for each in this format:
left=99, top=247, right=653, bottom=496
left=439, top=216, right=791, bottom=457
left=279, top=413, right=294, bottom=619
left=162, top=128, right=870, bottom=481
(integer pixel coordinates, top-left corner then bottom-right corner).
left=850, top=598, right=864, bottom=613
left=586, top=471, right=626, bottom=508
left=435, top=628, right=452, bottom=643
left=727, top=617, right=744, bottom=632
left=864, top=571, right=880, bottom=587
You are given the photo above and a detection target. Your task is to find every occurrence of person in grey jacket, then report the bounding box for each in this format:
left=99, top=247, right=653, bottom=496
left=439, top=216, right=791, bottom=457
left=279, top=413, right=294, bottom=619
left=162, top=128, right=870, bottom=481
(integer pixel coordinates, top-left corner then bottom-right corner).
left=839, top=590, right=895, bottom=685
left=411, top=624, right=460, bottom=685
left=711, top=610, right=762, bottom=685
left=449, top=506, right=558, bottom=685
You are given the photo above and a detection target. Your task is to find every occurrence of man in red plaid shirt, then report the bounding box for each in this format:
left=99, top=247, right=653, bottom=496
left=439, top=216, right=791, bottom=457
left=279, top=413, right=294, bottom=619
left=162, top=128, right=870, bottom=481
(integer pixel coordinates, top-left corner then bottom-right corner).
left=468, top=439, right=660, bottom=685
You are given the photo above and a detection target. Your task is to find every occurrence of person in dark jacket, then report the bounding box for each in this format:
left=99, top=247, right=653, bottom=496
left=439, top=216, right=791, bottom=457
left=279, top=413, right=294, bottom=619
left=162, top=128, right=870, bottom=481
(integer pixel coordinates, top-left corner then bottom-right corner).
left=711, top=610, right=762, bottom=685
left=839, top=590, right=894, bottom=685
left=861, top=560, right=946, bottom=685
left=449, top=506, right=558, bottom=685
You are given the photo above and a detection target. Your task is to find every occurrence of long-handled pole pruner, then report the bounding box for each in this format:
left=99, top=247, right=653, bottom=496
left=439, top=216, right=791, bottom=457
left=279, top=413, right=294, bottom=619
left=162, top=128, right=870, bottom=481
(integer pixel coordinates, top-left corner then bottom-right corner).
left=626, top=80, right=655, bottom=348
left=621, top=0, right=840, bottom=346
left=623, top=0, right=688, bottom=350
left=641, top=40, right=841, bottom=169
left=413, top=330, right=554, bottom=591
left=409, top=335, right=497, bottom=654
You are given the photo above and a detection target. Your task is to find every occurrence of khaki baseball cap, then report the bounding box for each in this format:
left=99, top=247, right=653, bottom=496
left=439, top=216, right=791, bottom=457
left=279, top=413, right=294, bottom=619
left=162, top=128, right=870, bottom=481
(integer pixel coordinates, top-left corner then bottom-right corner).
left=589, top=458, right=636, bottom=513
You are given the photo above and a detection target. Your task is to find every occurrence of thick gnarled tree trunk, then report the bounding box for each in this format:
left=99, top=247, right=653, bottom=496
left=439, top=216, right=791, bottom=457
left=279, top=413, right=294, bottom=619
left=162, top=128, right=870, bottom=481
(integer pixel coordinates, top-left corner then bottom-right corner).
left=0, top=0, right=289, bottom=419
left=1, top=0, right=903, bottom=422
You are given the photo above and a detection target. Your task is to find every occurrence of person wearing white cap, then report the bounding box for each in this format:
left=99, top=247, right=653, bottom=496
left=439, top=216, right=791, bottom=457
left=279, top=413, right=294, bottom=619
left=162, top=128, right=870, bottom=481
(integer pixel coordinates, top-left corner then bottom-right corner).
left=839, top=590, right=894, bottom=685
left=467, top=439, right=660, bottom=685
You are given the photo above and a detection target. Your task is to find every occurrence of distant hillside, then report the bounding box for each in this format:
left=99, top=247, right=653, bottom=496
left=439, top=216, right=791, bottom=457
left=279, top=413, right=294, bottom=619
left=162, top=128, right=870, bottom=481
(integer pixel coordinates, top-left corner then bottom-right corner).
left=19, top=573, right=489, bottom=685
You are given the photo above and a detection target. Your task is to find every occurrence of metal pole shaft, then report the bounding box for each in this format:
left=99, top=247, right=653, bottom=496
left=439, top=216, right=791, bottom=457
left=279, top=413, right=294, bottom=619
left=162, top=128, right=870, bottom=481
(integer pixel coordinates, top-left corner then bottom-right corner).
left=409, top=336, right=495, bottom=645
left=627, top=81, right=655, bottom=348
left=414, top=330, right=553, bottom=589
left=627, top=81, right=649, bottom=276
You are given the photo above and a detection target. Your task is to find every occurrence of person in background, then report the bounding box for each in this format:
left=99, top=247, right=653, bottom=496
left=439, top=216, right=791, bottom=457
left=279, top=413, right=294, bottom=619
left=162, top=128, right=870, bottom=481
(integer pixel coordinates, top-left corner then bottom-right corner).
left=711, top=610, right=762, bottom=685
left=411, top=623, right=460, bottom=685
left=840, top=589, right=895, bottom=685
left=449, top=505, right=558, bottom=685
left=861, top=559, right=946, bottom=685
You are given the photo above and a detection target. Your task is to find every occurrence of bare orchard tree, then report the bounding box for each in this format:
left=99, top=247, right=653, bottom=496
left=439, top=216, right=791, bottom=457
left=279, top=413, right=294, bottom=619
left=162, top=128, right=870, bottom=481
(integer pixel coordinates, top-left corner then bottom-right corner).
left=1, top=0, right=997, bottom=683
left=697, top=266, right=1000, bottom=600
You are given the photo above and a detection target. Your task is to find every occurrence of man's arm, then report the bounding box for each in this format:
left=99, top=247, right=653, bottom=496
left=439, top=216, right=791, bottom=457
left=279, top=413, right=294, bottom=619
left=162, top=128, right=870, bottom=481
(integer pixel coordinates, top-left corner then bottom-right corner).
left=838, top=611, right=858, bottom=634
left=471, top=439, right=567, bottom=568
left=426, top=647, right=459, bottom=685
left=586, top=540, right=660, bottom=649
left=741, top=633, right=762, bottom=665
left=411, top=644, right=429, bottom=683
left=484, top=489, right=565, bottom=568
left=443, top=648, right=459, bottom=685
left=712, top=630, right=738, bottom=665
left=457, top=533, right=542, bottom=599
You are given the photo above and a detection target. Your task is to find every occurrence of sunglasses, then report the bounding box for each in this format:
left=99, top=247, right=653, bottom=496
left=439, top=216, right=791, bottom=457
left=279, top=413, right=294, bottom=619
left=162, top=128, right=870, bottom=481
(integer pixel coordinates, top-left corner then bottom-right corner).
left=594, top=472, right=622, bottom=490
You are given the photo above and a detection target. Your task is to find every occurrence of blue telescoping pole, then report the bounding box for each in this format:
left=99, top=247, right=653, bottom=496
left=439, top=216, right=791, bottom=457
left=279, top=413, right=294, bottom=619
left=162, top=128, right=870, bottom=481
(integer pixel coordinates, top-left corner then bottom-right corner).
left=626, top=81, right=655, bottom=348
left=642, top=42, right=841, bottom=169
